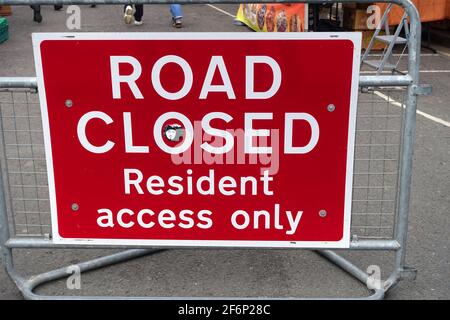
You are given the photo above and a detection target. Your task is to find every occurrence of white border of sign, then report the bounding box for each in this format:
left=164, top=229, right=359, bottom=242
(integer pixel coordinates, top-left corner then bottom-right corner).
left=33, top=32, right=361, bottom=249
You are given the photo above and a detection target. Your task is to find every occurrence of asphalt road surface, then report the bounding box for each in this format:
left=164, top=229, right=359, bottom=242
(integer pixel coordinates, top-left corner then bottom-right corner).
left=0, top=5, right=449, bottom=300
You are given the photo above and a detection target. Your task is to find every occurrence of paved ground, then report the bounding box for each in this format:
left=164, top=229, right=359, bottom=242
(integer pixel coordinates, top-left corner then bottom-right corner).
left=0, top=5, right=449, bottom=300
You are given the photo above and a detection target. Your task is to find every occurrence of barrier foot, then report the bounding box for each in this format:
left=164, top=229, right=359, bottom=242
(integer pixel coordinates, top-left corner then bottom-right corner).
left=315, top=250, right=386, bottom=299
left=14, top=249, right=166, bottom=300
left=3, top=248, right=392, bottom=300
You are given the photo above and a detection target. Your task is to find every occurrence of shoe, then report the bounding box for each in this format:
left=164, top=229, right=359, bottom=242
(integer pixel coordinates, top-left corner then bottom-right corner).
left=54, top=5, right=63, bottom=11
left=124, top=5, right=133, bottom=24
left=33, top=10, right=42, bottom=23
left=134, top=20, right=143, bottom=26
left=172, top=17, right=182, bottom=28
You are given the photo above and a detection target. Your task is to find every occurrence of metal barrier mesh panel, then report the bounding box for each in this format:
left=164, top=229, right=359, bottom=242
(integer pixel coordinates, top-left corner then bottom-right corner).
left=352, top=88, right=405, bottom=240
left=0, top=87, right=405, bottom=240
left=0, top=90, right=50, bottom=237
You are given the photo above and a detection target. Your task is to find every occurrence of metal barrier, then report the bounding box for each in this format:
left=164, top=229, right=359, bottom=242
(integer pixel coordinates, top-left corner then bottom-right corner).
left=0, top=0, right=430, bottom=299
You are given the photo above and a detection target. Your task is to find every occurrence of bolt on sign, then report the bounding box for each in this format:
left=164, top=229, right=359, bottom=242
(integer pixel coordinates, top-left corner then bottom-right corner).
left=33, top=33, right=361, bottom=248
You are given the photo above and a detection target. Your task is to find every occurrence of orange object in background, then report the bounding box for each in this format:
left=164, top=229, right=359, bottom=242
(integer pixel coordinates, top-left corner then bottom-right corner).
left=0, top=5, right=12, bottom=16
left=377, top=0, right=449, bottom=25
left=447, top=0, right=450, bottom=18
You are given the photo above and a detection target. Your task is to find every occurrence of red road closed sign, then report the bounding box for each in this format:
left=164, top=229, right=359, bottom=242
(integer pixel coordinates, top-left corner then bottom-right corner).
left=33, top=33, right=360, bottom=248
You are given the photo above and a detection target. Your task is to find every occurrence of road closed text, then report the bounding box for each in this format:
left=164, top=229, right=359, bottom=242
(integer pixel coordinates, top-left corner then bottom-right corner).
left=76, top=55, right=320, bottom=156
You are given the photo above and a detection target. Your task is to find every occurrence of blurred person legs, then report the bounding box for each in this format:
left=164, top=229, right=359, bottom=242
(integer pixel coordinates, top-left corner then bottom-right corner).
left=170, top=4, right=183, bottom=28
left=123, top=5, right=133, bottom=24
left=30, top=5, right=42, bottom=23
left=123, top=4, right=144, bottom=25
left=30, top=5, right=64, bottom=23
left=123, top=5, right=181, bottom=27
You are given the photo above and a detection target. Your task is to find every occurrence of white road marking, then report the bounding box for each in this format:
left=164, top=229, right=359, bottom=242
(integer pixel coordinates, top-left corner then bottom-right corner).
left=374, top=91, right=450, bottom=128
left=206, top=4, right=236, bottom=18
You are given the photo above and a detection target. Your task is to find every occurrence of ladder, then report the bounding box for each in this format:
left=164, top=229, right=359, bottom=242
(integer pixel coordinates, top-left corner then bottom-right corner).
left=361, top=4, right=409, bottom=74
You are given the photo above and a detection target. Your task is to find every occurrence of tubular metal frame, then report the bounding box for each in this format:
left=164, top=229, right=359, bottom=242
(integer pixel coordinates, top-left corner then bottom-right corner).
left=0, top=0, right=426, bottom=300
